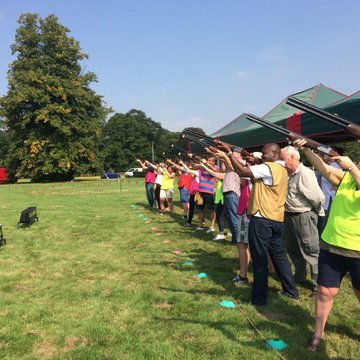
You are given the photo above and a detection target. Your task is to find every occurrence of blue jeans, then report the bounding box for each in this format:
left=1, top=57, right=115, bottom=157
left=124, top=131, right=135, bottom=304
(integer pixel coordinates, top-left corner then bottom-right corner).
left=145, top=183, right=155, bottom=207
left=249, top=217, right=299, bottom=306
left=223, top=192, right=240, bottom=244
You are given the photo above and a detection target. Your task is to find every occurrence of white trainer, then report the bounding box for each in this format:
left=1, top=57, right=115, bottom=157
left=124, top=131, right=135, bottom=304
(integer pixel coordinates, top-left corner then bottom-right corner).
left=194, top=226, right=205, bottom=231
left=213, top=234, right=226, bottom=241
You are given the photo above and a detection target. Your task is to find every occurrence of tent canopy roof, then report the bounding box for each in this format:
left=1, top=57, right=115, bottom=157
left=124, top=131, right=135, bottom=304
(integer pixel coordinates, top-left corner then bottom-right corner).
left=210, top=83, right=358, bottom=151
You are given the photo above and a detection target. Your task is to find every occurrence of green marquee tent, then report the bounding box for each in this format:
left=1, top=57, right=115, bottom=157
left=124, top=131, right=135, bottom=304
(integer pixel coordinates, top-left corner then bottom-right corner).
left=209, top=83, right=357, bottom=151
left=299, top=89, right=360, bottom=144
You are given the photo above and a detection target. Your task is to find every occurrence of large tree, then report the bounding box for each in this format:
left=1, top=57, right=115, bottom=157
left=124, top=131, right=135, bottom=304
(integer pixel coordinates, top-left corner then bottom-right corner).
left=0, top=14, right=110, bottom=181
left=100, top=109, right=182, bottom=171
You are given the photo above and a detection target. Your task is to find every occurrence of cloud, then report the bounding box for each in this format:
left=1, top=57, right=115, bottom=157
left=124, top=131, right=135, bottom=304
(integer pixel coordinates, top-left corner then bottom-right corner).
left=188, top=116, right=207, bottom=126
left=163, top=116, right=208, bottom=132
left=258, top=45, right=287, bottom=67
left=236, top=70, right=247, bottom=79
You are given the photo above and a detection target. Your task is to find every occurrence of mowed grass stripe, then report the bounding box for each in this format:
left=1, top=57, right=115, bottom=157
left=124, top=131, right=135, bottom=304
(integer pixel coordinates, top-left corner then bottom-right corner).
left=0, top=179, right=358, bottom=359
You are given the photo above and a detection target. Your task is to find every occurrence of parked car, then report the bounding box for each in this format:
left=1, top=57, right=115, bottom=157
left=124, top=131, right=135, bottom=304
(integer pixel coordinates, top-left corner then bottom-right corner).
left=124, top=168, right=144, bottom=178
left=0, top=168, right=7, bottom=184
left=101, top=171, right=120, bottom=179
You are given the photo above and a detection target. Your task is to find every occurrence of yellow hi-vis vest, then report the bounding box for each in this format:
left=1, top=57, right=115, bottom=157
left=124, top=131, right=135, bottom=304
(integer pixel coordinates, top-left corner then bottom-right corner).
left=322, top=172, right=360, bottom=251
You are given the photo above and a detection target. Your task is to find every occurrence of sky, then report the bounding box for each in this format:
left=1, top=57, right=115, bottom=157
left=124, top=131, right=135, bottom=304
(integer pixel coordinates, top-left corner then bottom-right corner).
left=1, top=0, right=360, bottom=133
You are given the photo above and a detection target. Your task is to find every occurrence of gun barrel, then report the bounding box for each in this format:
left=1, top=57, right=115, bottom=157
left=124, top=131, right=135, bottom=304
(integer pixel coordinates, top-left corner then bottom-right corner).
left=182, top=133, right=213, bottom=147
left=287, top=96, right=360, bottom=140
left=286, top=96, right=349, bottom=126
left=183, top=128, right=214, bottom=142
left=246, top=114, right=290, bottom=136
left=246, top=113, right=339, bottom=157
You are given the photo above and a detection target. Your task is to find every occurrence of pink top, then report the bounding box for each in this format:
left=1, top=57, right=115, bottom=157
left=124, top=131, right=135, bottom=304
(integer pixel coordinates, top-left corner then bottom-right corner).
left=189, top=175, right=200, bottom=195
left=237, top=179, right=251, bottom=216
left=145, top=170, right=156, bottom=184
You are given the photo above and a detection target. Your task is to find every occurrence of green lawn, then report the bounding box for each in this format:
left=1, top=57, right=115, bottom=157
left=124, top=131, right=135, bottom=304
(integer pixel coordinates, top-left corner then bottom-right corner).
left=0, top=179, right=358, bottom=359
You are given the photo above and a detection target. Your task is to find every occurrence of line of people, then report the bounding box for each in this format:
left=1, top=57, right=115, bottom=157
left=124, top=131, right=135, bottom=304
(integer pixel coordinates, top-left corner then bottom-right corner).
left=136, top=139, right=359, bottom=352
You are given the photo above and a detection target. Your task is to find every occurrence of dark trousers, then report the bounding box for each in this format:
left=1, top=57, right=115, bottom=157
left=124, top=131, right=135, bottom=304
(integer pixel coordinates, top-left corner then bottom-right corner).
left=249, top=217, right=299, bottom=306
left=215, top=202, right=225, bottom=233
left=155, top=184, right=161, bottom=209
left=145, top=183, right=154, bottom=207
left=187, top=194, right=196, bottom=224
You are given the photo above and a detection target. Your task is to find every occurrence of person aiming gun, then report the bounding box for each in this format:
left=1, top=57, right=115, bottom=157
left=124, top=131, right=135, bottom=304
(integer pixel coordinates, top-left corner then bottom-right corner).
left=293, top=138, right=360, bottom=352
left=215, top=140, right=299, bottom=306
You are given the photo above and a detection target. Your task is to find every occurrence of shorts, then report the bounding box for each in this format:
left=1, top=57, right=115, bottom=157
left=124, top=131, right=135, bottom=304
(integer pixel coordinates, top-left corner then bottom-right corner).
left=196, top=192, right=215, bottom=211
left=236, top=214, right=250, bottom=244
left=179, top=187, right=190, bottom=203
left=160, top=189, right=174, bottom=199
left=317, top=249, right=360, bottom=290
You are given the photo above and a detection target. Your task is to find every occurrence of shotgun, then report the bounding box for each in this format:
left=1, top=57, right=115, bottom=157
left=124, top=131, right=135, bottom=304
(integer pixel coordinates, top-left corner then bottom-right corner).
left=183, top=128, right=250, bottom=156
left=182, top=132, right=213, bottom=147
left=286, top=96, right=360, bottom=140
left=245, top=113, right=340, bottom=157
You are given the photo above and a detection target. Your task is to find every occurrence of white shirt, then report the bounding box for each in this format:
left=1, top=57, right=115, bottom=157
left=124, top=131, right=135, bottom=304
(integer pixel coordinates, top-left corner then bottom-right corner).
left=321, top=162, right=341, bottom=210
left=250, top=160, right=286, bottom=185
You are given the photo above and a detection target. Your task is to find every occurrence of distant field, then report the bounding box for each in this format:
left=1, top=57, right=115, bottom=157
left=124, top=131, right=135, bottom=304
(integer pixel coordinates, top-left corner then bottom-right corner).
left=0, top=178, right=358, bottom=359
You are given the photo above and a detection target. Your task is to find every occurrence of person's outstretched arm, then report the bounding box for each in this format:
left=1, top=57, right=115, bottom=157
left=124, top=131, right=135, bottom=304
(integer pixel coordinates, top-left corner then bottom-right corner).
left=293, top=139, right=344, bottom=187
left=332, top=155, right=360, bottom=189
left=199, top=163, right=225, bottom=180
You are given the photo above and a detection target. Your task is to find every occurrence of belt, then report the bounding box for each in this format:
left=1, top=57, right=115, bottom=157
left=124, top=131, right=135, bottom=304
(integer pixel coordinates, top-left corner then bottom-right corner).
left=223, top=191, right=235, bottom=195
left=285, top=210, right=311, bottom=216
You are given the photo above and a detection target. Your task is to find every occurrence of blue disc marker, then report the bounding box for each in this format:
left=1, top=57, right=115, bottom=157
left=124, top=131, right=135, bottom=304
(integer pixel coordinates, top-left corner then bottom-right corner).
left=219, top=300, right=236, bottom=308
left=265, top=339, right=288, bottom=351
left=197, top=272, right=208, bottom=278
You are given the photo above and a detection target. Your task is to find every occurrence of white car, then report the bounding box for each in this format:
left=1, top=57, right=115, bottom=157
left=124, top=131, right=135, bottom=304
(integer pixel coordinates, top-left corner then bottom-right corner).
left=124, top=168, right=144, bottom=178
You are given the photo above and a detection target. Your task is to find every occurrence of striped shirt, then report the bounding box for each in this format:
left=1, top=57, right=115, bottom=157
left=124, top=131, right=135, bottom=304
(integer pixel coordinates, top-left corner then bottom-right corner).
left=198, top=169, right=216, bottom=194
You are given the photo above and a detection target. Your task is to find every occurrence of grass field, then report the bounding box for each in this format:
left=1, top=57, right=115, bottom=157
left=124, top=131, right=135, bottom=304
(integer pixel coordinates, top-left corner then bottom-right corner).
left=0, top=178, right=358, bottom=359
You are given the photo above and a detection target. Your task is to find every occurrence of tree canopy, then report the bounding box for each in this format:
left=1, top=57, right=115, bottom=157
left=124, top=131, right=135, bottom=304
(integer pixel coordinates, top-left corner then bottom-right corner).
left=100, top=109, right=183, bottom=171
left=0, top=14, right=110, bottom=181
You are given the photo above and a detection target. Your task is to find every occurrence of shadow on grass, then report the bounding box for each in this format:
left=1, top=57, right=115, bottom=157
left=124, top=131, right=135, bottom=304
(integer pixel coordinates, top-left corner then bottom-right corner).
left=160, top=247, right=344, bottom=359
left=134, top=202, right=357, bottom=358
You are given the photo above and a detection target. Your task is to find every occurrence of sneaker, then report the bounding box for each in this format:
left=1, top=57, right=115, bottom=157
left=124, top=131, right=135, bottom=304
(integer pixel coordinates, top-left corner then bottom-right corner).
left=183, top=223, right=191, bottom=227
left=194, top=226, right=204, bottom=231
left=206, top=227, right=215, bottom=233
left=213, top=234, right=226, bottom=241
left=232, top=275, right=249, bottom=284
